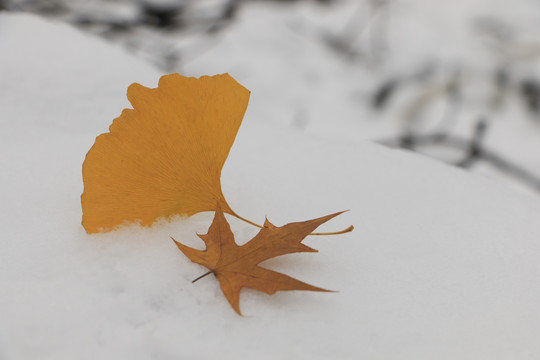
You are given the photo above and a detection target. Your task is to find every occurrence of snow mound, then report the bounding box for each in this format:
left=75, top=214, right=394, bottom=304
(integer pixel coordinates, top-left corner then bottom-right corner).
left=1, top=13, right=540, bottom=359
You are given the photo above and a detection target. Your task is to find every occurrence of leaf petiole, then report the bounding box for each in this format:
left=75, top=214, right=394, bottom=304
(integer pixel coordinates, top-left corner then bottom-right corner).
left=229, top=211, right=353, bottom=236
left=192, top=270, right=214, bottom=283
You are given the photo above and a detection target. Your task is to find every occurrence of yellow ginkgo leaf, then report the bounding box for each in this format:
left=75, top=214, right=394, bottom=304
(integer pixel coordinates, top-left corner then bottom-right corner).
left=81, top=73, right=249, bottom=233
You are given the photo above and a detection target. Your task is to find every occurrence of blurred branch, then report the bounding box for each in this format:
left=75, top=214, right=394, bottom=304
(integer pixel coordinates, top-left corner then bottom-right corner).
left=398, top=68, right=462, bottom=142
left=455, top=118, right=487, bottom=169
left=378, top=129, right=540, bottom=193
left=371, top=62, right=436, bottom=109
left=301, top=0, right=394, bottom=64
left=520, top=79, right=540, bottom=116
left=1, top=0, right=245, bottom=72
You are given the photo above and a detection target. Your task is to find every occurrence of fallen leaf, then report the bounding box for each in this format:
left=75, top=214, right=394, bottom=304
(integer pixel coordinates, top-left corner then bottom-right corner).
left=81, top=73, right=249, bottom=233
left=82, top=73, right=353, bottom=236
left=172, top=205, right=343, bottom=315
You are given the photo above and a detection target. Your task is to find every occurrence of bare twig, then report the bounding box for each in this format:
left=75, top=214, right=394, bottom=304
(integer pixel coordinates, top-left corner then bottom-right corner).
left=455, top=118, right=488, bottom=169
left=378, top=132, right=540, bottom=192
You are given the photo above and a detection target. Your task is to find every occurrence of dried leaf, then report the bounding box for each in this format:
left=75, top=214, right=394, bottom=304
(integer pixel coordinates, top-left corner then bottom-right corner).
left=172, top=205, right=343, bottom=315
left=81, top=73, right=249, bottom=233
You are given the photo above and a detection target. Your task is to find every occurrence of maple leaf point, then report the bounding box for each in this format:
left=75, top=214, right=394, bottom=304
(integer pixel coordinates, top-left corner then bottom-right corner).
left=172, top=205, right=345, bottom=315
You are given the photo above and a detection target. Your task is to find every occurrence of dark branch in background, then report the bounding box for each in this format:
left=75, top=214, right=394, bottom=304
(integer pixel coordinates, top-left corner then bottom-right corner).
left=1, top=0, right=296, bottom=71
left=377, top=65, right=540, bottom=193
left=372, top=62, right=436, bottom=109
left=397, top=82, right=460, bottom=151
left=372, top=78, right=399, bottom=109
left=487, top=67, right=510, bottom=110
left=367, top=11, right=540, bottom=190
left=378, top=131, right=540, bottom=193
left=141, top=2, right=184, bottom=30
left=314, top=0, right=393, bottom=64
left=455, top=118, right=488, bottom=169
left=371, top=41, right=540, bottom=195
left=396, top=68, right=462, bottom=150
left=222, top=0, right=240, bottom=20
left=520, top=79, right=540, bottom=116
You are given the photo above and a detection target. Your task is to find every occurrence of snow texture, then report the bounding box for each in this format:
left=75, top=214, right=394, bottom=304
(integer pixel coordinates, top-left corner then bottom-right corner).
left=1, top=10, right=540, bottom=360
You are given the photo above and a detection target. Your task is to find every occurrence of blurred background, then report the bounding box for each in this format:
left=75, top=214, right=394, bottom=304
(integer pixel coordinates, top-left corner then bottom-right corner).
left=3, top=0, right=540, bottom=197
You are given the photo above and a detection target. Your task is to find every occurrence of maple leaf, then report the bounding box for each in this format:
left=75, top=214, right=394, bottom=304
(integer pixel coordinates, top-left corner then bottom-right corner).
left=81, top=73, right=249, bottom=233
left=172, top=205, right=344, bottom=315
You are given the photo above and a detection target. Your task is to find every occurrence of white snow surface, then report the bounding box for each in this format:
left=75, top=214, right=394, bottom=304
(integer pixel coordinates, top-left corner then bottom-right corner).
left=1, top=12, right=540, bottom=360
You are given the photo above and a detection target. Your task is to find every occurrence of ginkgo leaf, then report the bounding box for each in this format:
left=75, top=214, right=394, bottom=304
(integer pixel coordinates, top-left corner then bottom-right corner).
left=172, top=204, right=343, bottom=315
left=81, top=73, right=249, bottom=233
left=82, top=73, right=353, bottom=236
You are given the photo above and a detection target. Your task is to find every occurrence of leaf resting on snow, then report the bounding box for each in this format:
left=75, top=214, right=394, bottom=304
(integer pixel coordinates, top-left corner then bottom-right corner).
left=81, top=73, right=249, bottom=233
left=172, top=205, right=344, bottom=315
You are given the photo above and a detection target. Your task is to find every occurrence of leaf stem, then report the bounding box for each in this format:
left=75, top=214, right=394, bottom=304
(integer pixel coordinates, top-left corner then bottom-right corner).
left=192, top=270, right=214, bottom=283
left=310, top=225, right=354, bottom=236
left=229, top=212, right=354, bottom=236
left=229, top=213, right=264, bottom=229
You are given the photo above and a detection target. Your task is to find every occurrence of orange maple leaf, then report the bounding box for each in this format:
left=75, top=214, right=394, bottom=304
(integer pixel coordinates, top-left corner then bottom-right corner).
left=82, top=73, right=249, bottom=233
left=172, top=205, right=343, bottom=315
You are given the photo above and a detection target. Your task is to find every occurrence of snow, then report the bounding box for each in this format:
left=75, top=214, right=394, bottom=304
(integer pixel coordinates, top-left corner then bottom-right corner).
left=1, top=9, right=540, bottom=360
